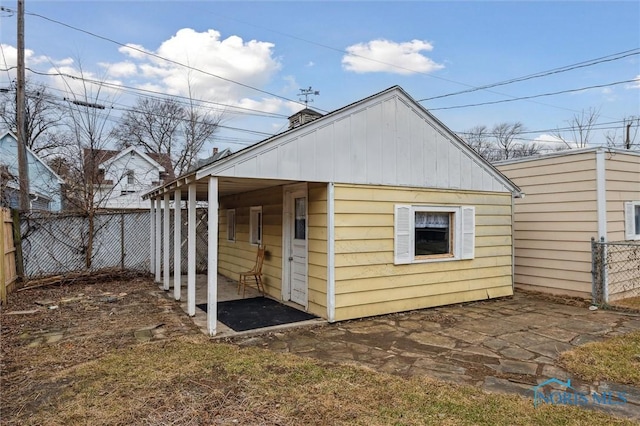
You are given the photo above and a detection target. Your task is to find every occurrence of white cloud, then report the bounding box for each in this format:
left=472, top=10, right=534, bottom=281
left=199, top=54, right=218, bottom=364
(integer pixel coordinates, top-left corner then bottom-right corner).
left=533, top=134, right=567, bottom=150
left=99, top=61, right=137, bottom=78
left=0, top=44, right=62, bottom=73
left=306, top=61, right=315, bottom=67
left=342, top=39, right=444, bottom=75
left=104, top=28, right=283, bottom=110
left=627, top=75, right=640, bottom=89
left=118, top=44, right=151, bottom=60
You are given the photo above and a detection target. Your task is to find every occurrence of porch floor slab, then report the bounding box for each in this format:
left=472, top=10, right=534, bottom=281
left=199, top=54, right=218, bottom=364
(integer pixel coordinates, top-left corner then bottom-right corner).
left=159, top=274, right=322, bottom=337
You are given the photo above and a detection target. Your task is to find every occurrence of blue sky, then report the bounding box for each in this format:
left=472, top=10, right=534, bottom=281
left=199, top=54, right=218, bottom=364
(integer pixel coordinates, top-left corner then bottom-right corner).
left=1, top=0, right=639, bottom=155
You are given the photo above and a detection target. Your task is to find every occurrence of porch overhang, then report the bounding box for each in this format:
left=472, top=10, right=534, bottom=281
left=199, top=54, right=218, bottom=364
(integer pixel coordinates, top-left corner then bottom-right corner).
left=143, top=172, right=297, bottom=202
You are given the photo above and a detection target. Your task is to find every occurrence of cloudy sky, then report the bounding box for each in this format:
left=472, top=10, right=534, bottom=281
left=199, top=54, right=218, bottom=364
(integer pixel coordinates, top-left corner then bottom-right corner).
left=1, top=1, right=639, bottom=155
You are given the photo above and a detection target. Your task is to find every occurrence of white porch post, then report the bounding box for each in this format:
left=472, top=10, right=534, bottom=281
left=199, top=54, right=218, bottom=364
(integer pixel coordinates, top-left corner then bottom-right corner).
left=187, top=183, right=196, bottom=316
left=207, top=177, right=218, bottom=335
left=163, top=193, right=170, bottom=291
left=326, top=182, right=336, bottom=322
left=173, top=188, right=182, bottom=301
left=149, top=198, right=155, bottom=274
left=155, top=197, right=162, bottom=283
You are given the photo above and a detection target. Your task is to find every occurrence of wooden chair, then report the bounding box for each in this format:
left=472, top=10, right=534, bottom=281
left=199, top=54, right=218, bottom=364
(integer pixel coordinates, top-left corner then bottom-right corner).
left=238, top=246, right=266, bottom=297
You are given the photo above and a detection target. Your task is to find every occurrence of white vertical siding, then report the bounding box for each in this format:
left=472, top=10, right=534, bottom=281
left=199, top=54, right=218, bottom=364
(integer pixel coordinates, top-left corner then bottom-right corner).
left=205, top=89, right=513, bottom=194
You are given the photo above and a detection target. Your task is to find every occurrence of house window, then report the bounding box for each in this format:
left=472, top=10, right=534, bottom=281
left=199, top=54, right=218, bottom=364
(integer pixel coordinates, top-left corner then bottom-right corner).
left=227, top=209, right=236, bottom=242
left=394, top=205, right=475, bottom=264
left=250, top=206, right=262, bottom=245
left=415, top=211, right=452, bottom=258
left=126, top=170, right=134, bottom=185
left=294, top=197, right=306, bottom=240
left=624, top=201, right=640, bottom=241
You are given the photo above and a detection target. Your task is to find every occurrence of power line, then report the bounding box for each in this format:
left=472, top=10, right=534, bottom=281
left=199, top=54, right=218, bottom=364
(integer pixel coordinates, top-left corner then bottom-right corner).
left=204, top=10, right=639, bottom=112
left=4, top=7, right=318, bottom=112
left=419, top=49, right=640, bottom=102
left=5, top=66, right=290, bottom=120
left=428, top=79, right=638, bottom=111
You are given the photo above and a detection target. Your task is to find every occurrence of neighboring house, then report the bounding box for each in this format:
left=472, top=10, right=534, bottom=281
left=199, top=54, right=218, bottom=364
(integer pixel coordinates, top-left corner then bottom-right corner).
left=145, top=86, right=522, bottom=335
left=495, top=148, right=640, bottom=299
left=194, top=147, right=233, bottom=170
left=0, top=131, right=64, bottom=211
left=86, top=146, right=174, bottom=210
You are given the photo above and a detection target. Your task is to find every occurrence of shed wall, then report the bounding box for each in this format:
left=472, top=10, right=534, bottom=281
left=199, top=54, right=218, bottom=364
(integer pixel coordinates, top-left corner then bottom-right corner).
left=605, top=152, right=640, bottom=242
left=217, top=182, right=329, bottom=318
left=332, top=184, right=513, bottom=321
left=218, top=186, right=284, bottom=297
left=497, top=152, right=598, bottom=297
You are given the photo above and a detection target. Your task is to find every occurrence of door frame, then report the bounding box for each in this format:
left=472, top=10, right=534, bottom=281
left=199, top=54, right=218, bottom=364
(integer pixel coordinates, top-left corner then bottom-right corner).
left=282, top=182, right=309, bottom=309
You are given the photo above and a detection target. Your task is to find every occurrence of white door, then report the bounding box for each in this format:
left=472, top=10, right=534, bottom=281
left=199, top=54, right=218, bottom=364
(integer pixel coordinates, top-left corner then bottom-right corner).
left=285, top=186, right=308, bottom=307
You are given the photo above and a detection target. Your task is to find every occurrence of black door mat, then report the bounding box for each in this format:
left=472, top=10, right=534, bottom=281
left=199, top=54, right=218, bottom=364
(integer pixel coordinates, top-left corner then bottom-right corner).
left=196, top=297, right=317, bottom=332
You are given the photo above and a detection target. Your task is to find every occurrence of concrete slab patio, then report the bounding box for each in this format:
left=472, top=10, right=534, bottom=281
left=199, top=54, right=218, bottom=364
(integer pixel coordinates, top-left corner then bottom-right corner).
left=215, top=291, right=640, bottom=420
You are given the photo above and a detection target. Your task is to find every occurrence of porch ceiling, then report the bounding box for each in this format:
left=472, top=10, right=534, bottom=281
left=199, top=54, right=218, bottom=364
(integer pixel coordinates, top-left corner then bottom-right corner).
left=155, top=175, right=298, bottom=201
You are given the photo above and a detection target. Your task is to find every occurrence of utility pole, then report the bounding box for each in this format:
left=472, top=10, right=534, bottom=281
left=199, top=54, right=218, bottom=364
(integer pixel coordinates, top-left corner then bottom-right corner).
left=625, top=120, right=632, bottom=150
left=16, top=0, right=30, bottom=211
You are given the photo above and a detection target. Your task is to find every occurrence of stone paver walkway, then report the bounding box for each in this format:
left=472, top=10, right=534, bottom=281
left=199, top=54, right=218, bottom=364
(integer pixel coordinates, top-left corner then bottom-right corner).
left=230, top=292, right=640, bottom=420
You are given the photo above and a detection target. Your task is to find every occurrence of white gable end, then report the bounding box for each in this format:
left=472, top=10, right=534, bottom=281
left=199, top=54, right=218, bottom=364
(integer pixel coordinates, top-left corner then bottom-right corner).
left=198, top=87, right=515, bottom=193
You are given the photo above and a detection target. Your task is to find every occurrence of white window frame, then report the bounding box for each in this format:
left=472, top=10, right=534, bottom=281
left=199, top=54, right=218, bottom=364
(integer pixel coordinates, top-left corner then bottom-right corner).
left=624, top=201, right=640, bottom=241
left=249, top=206, right=263, bottom=245
left=226, top=209, right=235, bottom=242
left=394, top=204, right=475, bottom=265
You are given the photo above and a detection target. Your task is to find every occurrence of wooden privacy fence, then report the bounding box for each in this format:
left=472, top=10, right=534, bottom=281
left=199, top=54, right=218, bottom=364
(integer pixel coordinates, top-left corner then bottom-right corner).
left=1, top=207, right=18, bottom=304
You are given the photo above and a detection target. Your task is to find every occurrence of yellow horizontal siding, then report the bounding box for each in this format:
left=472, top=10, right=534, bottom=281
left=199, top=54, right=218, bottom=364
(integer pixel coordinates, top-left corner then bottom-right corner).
left=336, top=255, right=513, bottom=282
left=333, top=285, right=513, bottom=321
left=307, top=182, right=328, bottom=317
left=217, top=186, right=283, bottom=296
left=332, top=184, right=513, bottom=320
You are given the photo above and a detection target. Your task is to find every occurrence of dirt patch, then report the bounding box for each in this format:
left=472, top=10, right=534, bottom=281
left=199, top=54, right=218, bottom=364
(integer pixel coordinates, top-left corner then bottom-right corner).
left=0, top=276, right=201, bottom=424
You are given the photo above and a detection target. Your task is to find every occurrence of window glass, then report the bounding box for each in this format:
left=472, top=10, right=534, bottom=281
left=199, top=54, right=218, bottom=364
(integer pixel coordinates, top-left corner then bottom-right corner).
left=635, top=205, right=640, bottom=236
left=415, top=212, right=451, bottom=256
left=227, top=210, right=235, bottom=241
left=294, top=197, right=306, bottom=240
left=250, top=206, right=262, bottom=245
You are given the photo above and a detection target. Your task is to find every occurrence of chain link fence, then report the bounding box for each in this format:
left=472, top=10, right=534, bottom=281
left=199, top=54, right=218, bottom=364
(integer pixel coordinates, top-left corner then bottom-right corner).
left=19, top=209, right=209, bottom=280
left=592, top=238, right=640, bottom=307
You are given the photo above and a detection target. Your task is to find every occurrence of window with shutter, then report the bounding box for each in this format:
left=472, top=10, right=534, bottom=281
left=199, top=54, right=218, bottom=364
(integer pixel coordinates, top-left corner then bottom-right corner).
left=394, top=204, right=475, bottom=264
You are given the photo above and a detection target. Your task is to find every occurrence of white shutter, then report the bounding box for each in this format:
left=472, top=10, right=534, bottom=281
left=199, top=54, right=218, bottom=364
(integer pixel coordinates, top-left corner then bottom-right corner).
left=460, top=206, right=475, bottom=259
left=394, top=204, right=412, bottom=264
left=625, top=202, right=637, bottom=240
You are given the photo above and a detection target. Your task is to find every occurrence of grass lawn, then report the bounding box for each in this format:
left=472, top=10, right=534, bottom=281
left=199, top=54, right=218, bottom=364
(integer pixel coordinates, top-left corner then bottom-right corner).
left=560, top=330, right=640, bottom=386
left=611, top=296, right=640, bottom=310
left=15, top=335, right=635, bottom=426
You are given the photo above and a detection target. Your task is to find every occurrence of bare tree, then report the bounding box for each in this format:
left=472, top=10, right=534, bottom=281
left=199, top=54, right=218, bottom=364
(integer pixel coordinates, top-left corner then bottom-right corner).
left=492, top=121, right=525, bottom=160
left=462, top=125, right=498, bottom=161
left=0, top=80, right=70, bottom=156
left=113, top=95, right=222, bottom=175
left=606, top=116, right=640, bottom=151
left=553, top=107, right=600, bottom=149
left=51, top=66, right=121, bottom=268
left=511, top=141, right=542, bottom=158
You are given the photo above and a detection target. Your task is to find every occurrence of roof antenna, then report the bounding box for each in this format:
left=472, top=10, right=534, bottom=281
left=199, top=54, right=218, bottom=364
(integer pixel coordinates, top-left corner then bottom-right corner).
left=299, top=86, right=319, bottom=108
